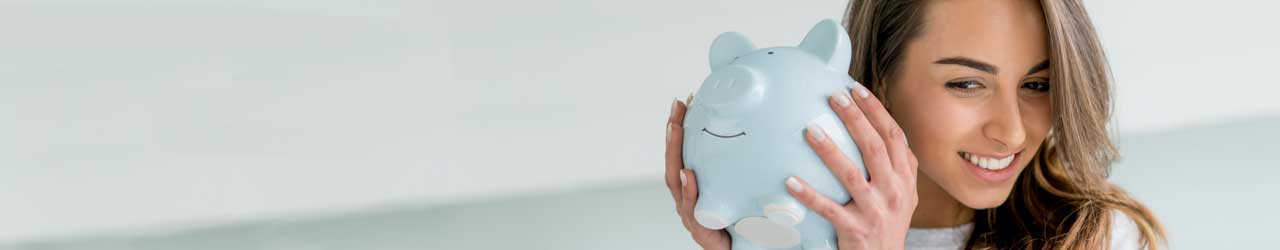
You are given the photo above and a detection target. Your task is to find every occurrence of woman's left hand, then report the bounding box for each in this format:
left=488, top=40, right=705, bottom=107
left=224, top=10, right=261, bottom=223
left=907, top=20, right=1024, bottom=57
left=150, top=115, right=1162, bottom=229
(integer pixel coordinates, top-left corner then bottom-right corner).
left=785, top=85, right=920, bottom=250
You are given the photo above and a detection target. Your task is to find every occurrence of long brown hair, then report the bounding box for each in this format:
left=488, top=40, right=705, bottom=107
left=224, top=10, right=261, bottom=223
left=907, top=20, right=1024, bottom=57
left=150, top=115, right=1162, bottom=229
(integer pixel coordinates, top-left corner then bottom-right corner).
left=841, top=0, right=1167, bottom=249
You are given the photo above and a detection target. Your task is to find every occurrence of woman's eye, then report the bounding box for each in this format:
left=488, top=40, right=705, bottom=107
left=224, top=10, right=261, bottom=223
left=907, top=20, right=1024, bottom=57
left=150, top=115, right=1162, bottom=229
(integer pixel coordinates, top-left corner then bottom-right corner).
left=945, top=80, right=984, bottom=90
left=944, top=80, right=985, bottom=97
left=1021, top=81, right=1051, bottom=92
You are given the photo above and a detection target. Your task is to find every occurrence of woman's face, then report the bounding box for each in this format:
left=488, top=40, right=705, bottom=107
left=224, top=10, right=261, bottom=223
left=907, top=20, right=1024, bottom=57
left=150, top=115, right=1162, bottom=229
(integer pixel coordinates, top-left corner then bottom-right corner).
left=888, top=0, right=1053, bottom=209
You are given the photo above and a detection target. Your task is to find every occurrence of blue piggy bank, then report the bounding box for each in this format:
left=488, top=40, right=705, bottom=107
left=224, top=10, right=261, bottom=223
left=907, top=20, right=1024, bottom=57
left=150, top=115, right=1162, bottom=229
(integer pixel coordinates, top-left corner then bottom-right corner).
left=683, top=19, right=867, bottom=250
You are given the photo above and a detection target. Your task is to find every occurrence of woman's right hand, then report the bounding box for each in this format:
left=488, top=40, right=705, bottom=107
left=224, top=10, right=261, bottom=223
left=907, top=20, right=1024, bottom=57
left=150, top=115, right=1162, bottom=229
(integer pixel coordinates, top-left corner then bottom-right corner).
left=666, top=97, right=731, bottom=250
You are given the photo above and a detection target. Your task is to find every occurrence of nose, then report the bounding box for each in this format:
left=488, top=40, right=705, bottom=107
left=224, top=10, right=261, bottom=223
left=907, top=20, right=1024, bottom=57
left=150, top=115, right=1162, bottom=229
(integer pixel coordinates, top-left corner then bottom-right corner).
left=982, top=93, right=1027, bottom=152
left=694, top=65, right=765, bottom=117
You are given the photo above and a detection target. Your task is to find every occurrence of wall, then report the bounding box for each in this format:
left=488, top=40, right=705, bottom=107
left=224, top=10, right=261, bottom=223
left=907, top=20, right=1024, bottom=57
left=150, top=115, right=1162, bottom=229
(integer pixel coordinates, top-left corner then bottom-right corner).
left=1, top=0, right=1277, bottom=246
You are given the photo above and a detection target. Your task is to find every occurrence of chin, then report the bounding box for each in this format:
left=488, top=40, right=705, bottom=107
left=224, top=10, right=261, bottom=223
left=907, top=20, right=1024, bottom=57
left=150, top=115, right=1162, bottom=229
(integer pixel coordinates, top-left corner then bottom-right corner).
left=953, top=178, right=1020, bottom=209
left=957, top=191, right=1013, bottom=209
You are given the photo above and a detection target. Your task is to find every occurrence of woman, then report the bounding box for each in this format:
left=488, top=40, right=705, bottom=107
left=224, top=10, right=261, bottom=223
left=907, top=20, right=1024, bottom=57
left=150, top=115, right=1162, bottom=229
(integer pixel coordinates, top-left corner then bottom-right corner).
left=663, top=0, right=1167, bottom=249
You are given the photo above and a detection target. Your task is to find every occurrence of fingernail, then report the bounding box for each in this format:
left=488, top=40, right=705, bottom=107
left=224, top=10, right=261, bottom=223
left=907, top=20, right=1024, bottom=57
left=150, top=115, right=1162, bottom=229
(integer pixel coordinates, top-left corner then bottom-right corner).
left=805, top=122, right=826, bottom=141
left=786, top=176, right=803, bottom=192
left=852, top=82, right=870, bottom=98
left=832, top=90, right=852, bottom=107
left=670, top=98, right=680, bottom=118
left=680, top=170, right=688, bottom=186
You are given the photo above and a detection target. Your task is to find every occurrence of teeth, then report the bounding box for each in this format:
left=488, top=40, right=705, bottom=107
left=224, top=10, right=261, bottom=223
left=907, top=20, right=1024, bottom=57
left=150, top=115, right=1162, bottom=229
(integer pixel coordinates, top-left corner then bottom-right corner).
left=961, top=152, right=1014, bottom=170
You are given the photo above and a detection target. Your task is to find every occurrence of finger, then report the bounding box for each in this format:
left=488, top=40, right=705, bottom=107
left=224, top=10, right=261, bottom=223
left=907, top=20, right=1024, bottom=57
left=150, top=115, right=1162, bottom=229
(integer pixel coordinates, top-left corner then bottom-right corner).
left=665, top=98, right=689, bottom=202
left=906, top=142, right=920, bottom=179
left=804, top=122, right=872, bottom=205
left=785, top=176, right=860, bottom=230
left=679, top=169, right=702, bottom=226
left=828, top=90, right=894, bottom=188
left=848, top=83, right=913, bottom=176
left=886, top=127, right=913, bottom=178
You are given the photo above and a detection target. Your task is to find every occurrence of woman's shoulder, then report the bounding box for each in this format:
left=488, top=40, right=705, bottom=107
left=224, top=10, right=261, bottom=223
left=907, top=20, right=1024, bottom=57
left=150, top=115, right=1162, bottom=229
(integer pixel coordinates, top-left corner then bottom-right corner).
left=1109, top=209, right=1145, bottom=250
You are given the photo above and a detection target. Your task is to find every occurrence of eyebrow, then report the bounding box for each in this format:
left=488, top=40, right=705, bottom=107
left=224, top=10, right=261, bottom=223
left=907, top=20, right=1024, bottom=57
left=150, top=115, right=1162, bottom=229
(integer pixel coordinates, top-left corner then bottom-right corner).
left=934, top=57, right=1052, bottom=76
left=1025, top=60, right=1050, bottom=75
left=934, top=57, right=997, bottom=74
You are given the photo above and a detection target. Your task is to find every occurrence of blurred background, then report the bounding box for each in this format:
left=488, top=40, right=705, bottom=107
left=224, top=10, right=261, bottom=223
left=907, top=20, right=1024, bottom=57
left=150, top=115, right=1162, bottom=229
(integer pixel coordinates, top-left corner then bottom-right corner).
left=1, top=0, right=1276, bottom=249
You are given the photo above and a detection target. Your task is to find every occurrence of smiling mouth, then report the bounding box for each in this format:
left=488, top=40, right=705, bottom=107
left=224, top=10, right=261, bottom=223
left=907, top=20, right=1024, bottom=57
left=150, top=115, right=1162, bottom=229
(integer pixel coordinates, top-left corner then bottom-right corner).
left=957, top=150, right=1022, bottom=171
left=702, top=128, right=746, bottom=138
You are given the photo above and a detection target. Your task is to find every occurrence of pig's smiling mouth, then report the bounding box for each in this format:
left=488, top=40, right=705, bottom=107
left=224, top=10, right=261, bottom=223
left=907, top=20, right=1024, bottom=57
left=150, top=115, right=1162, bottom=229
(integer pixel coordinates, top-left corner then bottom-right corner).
left=702, top=128, right=746, bottom=138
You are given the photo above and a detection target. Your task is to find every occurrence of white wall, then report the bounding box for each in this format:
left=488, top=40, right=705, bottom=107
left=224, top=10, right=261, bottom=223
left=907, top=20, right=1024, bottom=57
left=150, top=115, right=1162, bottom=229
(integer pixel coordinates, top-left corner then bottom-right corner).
left=1089, top=0, right=1280, bottom=134
left=1, top=0, right=1277, bottom=245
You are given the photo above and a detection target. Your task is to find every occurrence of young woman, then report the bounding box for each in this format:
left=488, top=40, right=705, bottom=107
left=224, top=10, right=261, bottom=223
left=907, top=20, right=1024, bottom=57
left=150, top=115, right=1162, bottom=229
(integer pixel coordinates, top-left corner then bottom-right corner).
left=663, top=0, right=1166, bottom=249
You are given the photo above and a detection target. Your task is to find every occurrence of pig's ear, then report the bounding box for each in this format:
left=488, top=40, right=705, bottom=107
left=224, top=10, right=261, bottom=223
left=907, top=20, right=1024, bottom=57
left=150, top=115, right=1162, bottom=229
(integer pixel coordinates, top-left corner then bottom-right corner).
left=709, top=31, right=754, bottom=70
left=798, top=19, right=852, bottom=71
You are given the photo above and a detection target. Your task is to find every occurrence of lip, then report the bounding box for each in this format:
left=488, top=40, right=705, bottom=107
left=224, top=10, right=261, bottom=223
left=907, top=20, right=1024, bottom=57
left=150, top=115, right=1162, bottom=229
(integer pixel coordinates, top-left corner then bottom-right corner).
left=958, top=150, right=1022, bottom=184
left=702, top=128, right=746, bottom=138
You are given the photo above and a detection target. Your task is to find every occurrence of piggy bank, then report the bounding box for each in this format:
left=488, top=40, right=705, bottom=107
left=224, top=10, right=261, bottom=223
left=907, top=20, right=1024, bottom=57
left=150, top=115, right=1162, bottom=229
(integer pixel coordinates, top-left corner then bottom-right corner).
left=682, top=19, right=866, bottom=250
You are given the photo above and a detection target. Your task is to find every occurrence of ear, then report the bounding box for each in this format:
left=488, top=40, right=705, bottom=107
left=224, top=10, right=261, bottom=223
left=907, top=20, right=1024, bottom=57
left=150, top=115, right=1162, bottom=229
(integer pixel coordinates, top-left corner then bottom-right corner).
left=798, top=19, right=852, bottom=71
left=709, top=31, right=754, bottom=70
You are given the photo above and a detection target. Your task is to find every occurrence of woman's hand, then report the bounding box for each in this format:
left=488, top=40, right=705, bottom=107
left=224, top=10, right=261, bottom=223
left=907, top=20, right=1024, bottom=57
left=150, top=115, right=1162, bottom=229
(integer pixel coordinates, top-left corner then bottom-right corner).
left=786, top=85, right=920, bottom=250
left=665, top=97, right=732, bottom=250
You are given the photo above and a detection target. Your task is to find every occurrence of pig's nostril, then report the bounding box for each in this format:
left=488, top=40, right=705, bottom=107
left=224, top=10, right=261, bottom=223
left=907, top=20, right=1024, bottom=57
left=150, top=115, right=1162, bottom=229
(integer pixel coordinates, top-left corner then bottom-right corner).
left=713, top=77, right=738, bottom=89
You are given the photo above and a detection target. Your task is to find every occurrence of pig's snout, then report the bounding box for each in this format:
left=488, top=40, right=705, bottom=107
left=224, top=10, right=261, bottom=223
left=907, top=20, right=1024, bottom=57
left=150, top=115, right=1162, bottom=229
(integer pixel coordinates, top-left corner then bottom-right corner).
left=696, top=65, right=765, bottom=117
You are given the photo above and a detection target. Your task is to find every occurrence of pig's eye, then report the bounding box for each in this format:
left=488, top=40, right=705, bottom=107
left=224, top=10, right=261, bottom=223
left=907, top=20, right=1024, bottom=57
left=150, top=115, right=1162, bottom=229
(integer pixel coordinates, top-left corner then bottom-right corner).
left=767, top=51, right=774, bottom=55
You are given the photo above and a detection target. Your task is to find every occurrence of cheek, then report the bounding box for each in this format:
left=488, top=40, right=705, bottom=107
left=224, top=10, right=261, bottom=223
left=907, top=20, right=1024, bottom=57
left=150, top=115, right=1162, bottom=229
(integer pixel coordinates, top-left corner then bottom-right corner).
left=1020, top=98, right=1053, bottom=141
left=893, top=93, right=978, bottom=170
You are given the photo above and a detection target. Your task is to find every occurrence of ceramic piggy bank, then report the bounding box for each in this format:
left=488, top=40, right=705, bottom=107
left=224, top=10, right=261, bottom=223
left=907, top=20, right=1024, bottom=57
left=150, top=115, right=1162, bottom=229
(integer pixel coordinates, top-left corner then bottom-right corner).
left=682, top=19, right=867, bottom=250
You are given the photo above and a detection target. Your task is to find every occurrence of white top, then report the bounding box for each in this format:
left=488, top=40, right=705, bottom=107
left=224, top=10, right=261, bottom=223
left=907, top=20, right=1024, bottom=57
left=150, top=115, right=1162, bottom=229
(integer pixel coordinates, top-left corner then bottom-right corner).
left=904, top=210, right=1143, bottom=250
